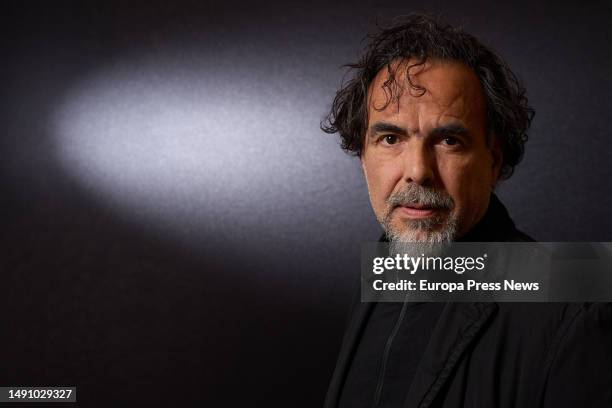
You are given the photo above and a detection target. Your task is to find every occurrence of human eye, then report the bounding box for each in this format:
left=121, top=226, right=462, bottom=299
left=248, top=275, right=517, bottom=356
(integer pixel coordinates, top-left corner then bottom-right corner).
left=436, top=134, right=465, bottom=150
left=442, top=136, right=459, bottom=146
left=379, top=134, right=400, bottom=146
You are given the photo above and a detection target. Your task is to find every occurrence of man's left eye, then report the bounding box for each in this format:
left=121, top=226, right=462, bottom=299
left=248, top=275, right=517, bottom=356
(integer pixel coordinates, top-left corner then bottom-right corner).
left=442, top=137, right=459, bottom=146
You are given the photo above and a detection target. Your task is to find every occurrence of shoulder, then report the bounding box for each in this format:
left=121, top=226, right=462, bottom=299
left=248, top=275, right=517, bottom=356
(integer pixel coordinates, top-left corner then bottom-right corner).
left=480, top=302, right=611, bottom=365
left=547, top=302, right=612, bottom=351
left=493, top=302, right=612, bottom=335
left=539, top=303, right=612, bottom=406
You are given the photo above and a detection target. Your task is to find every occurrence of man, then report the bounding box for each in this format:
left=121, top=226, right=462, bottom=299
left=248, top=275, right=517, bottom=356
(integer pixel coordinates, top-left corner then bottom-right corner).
left=322, top=14, right=612, bottom=408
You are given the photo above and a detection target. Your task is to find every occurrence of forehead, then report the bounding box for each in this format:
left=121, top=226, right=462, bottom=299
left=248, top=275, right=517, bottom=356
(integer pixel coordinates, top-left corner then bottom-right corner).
left=367, top=58, right=486, bottom=125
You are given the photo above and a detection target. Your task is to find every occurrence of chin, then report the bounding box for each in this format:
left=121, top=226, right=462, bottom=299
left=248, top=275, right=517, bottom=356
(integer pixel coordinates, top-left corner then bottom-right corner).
left=392, top=229, right=450, bottom=243
left=388, top=218, right=458, bottom=244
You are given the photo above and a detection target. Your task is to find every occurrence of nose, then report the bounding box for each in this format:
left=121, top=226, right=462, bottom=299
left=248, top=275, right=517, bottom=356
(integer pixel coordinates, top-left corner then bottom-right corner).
left=402, top=142, right=435, bottom=186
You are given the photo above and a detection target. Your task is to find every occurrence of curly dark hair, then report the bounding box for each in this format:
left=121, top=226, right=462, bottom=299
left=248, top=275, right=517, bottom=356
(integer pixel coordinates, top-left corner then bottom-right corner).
left=321, top=14, right=534, bottom=180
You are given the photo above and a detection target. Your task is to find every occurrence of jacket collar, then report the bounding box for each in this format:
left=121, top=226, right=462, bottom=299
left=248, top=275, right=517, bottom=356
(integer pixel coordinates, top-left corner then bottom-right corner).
left=457, top=193, right=522, bottom=242
left=403, top=302, right=498, bottom=408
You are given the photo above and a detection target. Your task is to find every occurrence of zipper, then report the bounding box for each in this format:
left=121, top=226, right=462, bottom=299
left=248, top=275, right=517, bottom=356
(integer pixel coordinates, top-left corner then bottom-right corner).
left=372, top=300, right=411, bottom=407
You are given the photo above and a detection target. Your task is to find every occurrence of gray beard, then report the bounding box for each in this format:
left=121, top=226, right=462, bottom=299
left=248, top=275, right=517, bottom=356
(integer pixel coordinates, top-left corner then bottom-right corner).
left=379, top=183, right=457, bottom=245
left=384, top=212, right=458, bottom=244
left=386, top=216, right=458, bottom=260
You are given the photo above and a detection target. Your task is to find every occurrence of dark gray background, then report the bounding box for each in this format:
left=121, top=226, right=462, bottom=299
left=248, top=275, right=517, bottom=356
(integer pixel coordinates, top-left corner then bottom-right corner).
left=1, top=1, right=611, bottom=406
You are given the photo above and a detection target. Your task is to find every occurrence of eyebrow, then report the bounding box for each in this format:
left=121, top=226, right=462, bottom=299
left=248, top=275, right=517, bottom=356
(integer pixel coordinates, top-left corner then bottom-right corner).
left=368, top=122, right=408, bottom=138
left=429, top=124, right=469, bottom=138
left=367, top=121, right=469, bottom=139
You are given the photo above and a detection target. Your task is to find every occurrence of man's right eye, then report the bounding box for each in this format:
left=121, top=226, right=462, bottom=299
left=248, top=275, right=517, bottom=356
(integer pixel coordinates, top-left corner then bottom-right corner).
left=381, top=135, right=399, bottom=145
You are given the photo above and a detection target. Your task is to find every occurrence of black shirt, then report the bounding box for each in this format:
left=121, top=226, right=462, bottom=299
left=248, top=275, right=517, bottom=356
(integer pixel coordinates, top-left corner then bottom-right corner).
left=338, top=302, right=444, bottom=408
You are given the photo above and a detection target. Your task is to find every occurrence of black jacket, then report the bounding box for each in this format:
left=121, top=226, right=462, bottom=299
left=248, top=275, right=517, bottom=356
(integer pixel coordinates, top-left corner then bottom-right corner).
left=324, top=195, right=612, bottom=408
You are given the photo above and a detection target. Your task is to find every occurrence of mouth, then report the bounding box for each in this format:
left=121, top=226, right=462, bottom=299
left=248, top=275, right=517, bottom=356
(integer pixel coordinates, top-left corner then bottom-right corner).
left=396, top=204, right=443, bottom=219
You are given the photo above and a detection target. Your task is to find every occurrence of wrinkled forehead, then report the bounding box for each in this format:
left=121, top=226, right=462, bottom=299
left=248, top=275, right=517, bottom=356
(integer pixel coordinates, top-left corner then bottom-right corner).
left=367, top=58, right=486, bottom=118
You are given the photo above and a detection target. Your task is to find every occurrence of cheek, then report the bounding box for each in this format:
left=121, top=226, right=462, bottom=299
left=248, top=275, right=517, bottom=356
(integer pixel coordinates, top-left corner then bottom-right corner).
left=363, top=158, right=401, bottom=210
left=438, top=155, right=493, bottom=205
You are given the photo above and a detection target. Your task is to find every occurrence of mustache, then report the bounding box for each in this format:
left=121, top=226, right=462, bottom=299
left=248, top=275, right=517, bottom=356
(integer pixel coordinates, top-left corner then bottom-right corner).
left=386, top=184, right=454, bottom=210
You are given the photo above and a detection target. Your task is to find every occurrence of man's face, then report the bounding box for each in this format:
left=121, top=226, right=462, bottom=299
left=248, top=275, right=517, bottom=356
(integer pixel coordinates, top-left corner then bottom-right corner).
left=361, top=58, right=502, bottom=242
